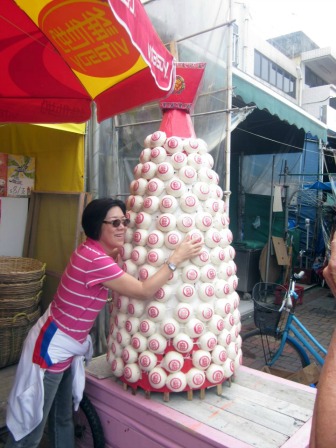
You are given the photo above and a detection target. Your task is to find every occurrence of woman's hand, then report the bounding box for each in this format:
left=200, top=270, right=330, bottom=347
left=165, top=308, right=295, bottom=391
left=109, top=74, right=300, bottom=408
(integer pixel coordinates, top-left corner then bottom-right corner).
left=104, top=235, right=203, bottom=300
left=169, top=235, right=203, bottom=266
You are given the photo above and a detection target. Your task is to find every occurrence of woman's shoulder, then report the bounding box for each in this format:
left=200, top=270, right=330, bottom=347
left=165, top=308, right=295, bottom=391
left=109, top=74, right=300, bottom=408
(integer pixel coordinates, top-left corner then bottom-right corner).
left=69, top=240, right=112, bottom=271
left=78, top=238, right=107, bottom=259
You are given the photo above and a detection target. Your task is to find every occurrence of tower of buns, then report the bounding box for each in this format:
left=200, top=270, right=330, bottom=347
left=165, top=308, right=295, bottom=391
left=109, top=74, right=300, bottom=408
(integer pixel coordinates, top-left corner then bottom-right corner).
left=107, top=62, right=242, bottom=396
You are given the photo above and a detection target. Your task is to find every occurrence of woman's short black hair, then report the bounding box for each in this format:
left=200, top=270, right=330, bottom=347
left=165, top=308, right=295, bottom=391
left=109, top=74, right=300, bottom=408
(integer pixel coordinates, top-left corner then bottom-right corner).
left=82, top=198, right=126, bottom=240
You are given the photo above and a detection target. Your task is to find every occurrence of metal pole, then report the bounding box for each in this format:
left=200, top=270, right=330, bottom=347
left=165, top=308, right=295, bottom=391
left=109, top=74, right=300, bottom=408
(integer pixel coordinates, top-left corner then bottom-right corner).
left=114, top=105, right=256, bottom=129
left=305, top=218, right=310, bottom=269
left=237, top=153, right=244, bottom=241
left=225, top=0, right=233, bottom=215
left=283, top=160, right=290, bottom=284
left=173, top=20, right=236, bottom=43
left=265, top=155, right=276, bottom=283
left=283, top=160, right=289, bottom=241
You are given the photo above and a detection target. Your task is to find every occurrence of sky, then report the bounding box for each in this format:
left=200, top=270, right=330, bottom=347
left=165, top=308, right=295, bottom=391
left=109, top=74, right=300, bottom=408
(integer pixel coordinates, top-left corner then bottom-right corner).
left=246, top=0, right=335, bottom=49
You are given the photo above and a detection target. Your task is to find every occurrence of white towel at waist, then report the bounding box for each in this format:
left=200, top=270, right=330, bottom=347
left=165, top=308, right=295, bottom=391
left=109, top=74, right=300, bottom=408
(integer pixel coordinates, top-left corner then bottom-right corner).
left=6, top=305, right=92, bottom=441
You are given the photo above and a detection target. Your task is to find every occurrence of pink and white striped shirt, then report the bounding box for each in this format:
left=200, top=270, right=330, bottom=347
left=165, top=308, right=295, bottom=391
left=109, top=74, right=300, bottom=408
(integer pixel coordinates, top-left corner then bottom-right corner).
left=48, top=238, right=124, bottom=372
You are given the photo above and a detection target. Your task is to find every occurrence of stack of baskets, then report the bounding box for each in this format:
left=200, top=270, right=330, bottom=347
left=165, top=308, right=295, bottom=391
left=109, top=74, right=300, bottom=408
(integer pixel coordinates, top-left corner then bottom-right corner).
left=0, top=257, right=46, bottom=368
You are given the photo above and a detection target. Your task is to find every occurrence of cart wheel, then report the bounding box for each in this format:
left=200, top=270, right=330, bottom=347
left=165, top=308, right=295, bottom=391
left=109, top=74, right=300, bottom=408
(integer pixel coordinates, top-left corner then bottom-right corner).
left=242, top=292, right=252, bottom=301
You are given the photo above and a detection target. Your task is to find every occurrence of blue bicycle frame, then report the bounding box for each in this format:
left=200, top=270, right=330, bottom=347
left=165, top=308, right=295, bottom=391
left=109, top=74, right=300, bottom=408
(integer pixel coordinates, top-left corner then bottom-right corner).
left=269, top=275, right=328, bottom=367
left=270, top=311, right=327, bottom=367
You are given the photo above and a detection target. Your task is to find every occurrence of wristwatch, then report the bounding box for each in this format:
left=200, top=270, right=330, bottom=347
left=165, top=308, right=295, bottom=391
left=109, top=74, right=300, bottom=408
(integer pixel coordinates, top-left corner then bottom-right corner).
left=165, top=259, right=177, bottom=272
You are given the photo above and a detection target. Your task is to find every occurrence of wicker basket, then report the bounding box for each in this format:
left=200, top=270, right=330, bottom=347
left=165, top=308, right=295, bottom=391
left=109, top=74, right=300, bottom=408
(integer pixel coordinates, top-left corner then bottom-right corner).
left=0, top=308, right=41, bottom=368
left=0, top=291, right=42, bottom=318
left=0, top=275, right=46, bottom=298
left=251, top=282, right=286, bottom=335
left=0, top=257, right=46, bottom=284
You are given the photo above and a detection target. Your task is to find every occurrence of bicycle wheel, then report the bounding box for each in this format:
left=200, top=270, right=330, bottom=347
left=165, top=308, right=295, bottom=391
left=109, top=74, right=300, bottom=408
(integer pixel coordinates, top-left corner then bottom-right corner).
left=74, top=393, right=105, bottom=448
left=242, top=329, right=309, bottom=373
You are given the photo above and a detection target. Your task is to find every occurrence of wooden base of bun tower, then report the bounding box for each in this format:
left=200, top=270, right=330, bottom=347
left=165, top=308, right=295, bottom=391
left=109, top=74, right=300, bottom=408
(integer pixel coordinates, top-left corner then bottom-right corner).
left=121, top=378, right=231, bottom=402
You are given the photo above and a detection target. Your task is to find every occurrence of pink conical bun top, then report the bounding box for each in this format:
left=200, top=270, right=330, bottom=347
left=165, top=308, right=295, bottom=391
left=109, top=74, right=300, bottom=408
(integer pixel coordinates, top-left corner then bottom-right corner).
left=159, top=62, right=206, bottom=138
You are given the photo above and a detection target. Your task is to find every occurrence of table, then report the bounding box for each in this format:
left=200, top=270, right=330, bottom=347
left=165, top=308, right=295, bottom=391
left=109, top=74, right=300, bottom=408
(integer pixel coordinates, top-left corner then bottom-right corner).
left=84, top=358, right=316, bottom=448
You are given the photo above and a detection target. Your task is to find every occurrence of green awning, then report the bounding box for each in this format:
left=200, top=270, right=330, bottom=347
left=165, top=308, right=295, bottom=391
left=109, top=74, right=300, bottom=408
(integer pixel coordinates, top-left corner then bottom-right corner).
left=233, top=73, right=327, bottom=141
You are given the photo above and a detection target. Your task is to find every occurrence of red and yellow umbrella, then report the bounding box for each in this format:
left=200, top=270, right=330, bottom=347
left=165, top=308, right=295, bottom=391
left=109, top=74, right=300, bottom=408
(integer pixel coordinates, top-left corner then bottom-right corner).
left=0, top=0, right=175, bottom=123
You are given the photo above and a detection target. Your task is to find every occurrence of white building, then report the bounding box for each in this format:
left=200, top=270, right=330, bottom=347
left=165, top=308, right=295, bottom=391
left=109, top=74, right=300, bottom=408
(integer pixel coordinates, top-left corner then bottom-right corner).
left=231, top=2, right=336, bottom=137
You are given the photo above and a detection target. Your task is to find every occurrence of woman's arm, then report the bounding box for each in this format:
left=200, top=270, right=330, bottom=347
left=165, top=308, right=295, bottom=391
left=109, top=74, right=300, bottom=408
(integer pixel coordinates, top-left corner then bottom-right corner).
left=322, top=235, right=336, bottom=297
left=103, top=236, right=203, bottom=300
left=309, top=329, right=336, bottom=448
left=309, top=232, right=336, bottom=447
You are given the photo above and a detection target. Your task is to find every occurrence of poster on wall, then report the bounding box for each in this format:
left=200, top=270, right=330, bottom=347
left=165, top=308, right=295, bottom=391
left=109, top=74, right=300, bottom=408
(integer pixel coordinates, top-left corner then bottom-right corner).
left=0, top=153, right=7, bottom=197
left=0, top=154, right=35, bottom=197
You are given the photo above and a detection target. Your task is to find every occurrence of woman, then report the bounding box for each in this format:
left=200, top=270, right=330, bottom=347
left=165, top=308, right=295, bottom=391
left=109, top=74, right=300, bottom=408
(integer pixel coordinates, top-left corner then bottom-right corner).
left=6, top=197, right=202, bottom=448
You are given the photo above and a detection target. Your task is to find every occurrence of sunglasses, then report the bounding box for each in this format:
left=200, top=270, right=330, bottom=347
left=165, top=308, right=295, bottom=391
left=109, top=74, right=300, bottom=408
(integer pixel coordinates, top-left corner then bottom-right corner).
left=103, top=218, right=131, bottom=228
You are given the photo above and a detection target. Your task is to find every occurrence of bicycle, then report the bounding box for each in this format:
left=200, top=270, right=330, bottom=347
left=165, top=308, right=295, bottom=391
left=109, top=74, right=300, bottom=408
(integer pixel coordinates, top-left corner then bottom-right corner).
left=242, top=272, right=328, bottom=374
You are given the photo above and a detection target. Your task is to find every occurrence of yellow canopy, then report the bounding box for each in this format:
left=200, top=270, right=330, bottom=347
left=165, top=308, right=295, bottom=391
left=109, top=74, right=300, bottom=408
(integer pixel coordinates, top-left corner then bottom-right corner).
left=0, top=123, right=85, bottom=192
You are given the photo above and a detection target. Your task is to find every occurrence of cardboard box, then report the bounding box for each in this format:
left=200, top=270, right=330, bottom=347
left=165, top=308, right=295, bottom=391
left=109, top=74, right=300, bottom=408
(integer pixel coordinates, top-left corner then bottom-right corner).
left=262, top=366, right=292, bottom=380
left=262, top=363, right=320, bottom=386
left=288, top=363, right=321, bottom=385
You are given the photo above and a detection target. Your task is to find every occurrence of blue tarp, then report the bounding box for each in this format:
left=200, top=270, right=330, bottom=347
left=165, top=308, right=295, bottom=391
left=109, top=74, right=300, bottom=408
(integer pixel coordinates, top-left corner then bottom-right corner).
left=303, top=181, right=332, bottom=191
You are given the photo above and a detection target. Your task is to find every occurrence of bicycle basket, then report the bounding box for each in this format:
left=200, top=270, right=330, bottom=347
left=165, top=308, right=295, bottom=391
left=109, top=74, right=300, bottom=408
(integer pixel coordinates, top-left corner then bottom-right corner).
left=251, top=283, right=287, bottom=334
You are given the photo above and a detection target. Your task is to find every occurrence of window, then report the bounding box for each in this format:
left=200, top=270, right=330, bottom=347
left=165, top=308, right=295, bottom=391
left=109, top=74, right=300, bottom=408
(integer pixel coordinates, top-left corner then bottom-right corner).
left=232, top=23, right=239, bottom=67
left=254, top=51, right=261, bottom=77
left=305, top=66, right=326, bottom=87
left=276, top=68, right=283, bottom=90
left=330, top=97, right=336, bottom=110
left=270, top=63, right=277, bottom=86
left=261, top=57, right=269, bottom=81
left=254, top=50, right=296, bottom=98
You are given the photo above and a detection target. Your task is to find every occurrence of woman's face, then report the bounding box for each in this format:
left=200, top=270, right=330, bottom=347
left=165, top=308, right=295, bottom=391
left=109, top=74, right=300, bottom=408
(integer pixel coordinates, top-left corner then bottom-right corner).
left=99, top=206, right=128, bottom=255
